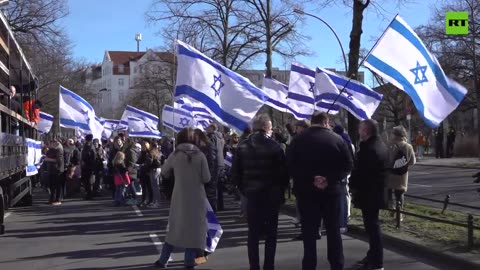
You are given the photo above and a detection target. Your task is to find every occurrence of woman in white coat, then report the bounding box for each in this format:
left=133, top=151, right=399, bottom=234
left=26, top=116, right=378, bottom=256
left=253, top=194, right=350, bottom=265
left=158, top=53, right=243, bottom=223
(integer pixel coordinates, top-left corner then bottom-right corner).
left=154, top=128, right=211, bottom=269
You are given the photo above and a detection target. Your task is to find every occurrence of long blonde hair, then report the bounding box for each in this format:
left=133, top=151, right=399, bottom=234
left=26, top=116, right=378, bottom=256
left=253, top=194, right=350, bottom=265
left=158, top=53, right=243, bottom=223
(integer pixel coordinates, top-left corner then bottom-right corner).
left=113, top=151, right=125, bottom=166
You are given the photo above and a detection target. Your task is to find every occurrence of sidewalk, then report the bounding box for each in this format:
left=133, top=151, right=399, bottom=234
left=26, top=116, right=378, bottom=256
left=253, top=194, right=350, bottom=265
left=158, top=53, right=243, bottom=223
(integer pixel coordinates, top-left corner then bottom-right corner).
left=416, top=157, right=480, bottom=168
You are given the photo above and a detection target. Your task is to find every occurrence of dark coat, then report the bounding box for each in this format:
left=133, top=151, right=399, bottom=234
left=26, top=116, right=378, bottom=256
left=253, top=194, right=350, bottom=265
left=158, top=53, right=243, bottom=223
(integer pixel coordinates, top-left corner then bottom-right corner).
left=81, top=142, right=96, bottom=174
left=287, top=126, right=353, bottom=198
left=124, top=144, right=139, bottom=180
left=349, top=135, right=389, bottom=210
left=231, top=132, right=289, bottom=202
left=198, top=140, right=218, bottom=204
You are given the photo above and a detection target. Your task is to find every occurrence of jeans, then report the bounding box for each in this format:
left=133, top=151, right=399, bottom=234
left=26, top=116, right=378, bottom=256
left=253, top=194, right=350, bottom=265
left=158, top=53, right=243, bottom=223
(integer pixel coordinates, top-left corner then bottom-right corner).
left=298, top=193, right=344, bottom=270
left=150, top=169, right=161, bottom=204
left=49, top=171, right=64, bottom=203
left=416, top=145, right=424, bottom=158
left=81, top=171, right=94, bottom=198
left=388, top=189, right=405, bottom=209
left=127, top=180, right=137, bottom=200
left=362, top=207, right=383, bottom=268
left=158, top=242, right=196, bottom=267
left=246, top=190, right=280, bottom=270
left=114, top=185, right=126, bottom=204
left=140, top=174, right=153, bottom=204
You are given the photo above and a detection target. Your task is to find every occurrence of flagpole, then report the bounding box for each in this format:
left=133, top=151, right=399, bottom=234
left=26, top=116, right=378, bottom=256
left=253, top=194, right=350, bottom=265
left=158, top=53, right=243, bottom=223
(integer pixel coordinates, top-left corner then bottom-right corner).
left=172, top=40, right=177, bottom=151
left=326, top=14, right=399, bottom=114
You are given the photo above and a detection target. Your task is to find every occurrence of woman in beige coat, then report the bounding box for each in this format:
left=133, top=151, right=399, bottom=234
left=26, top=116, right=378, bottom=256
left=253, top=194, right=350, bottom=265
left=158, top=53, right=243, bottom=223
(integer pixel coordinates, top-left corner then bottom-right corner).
left=154, top=128, right=211, bottom=269
left=387, top=126, right=416, bottom=215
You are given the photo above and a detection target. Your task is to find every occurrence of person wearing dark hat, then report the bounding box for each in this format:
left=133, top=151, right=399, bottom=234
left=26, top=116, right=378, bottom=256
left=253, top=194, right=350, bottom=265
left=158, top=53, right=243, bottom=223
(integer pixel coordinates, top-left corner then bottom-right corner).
left=386, top=125, right=415, bottom=220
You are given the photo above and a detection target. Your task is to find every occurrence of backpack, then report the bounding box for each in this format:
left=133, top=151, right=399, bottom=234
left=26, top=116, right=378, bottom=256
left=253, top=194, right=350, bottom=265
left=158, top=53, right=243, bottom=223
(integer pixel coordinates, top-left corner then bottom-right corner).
left=390, top=144, right=409, bottom=175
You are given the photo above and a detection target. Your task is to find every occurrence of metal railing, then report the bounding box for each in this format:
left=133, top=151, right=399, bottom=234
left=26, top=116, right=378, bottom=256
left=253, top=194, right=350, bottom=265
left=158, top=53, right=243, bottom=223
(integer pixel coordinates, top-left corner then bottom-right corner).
left=390, top=194, right=480, bottom=250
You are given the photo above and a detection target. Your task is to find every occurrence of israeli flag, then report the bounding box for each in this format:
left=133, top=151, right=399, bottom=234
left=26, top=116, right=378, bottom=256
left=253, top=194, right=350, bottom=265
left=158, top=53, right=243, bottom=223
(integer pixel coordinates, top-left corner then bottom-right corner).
left=26, top=139, right=42, bottom=176
left=102, top=119, right=119, bottom=139
left=174, top=97, right=215, bottom=131
left=363, top=15, right=467, bottom=127
left=175, top=40, right=267, bottom=133
left=205, top=199, right=223, bottom=252
left=288, top=63, right=339, bottom=120
left=224, top=151, right=233, bottom=168
left=262, top=76, right=289, bottom=113
left=128, top=116, right=162, bottom=139
left=162, top=104, right=194, bottom=132
left=38, top=112, right=53, bottom=134
left=315, top=67, right=383, bottom=120
left=119, top=105, right=159, bottom=131
left=59, top=86, right=104, bottom=139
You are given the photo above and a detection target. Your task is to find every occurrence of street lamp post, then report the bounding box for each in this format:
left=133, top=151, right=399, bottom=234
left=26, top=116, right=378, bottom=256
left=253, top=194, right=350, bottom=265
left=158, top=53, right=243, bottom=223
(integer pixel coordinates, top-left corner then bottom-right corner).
left=293, top=9, right=348, bottom=73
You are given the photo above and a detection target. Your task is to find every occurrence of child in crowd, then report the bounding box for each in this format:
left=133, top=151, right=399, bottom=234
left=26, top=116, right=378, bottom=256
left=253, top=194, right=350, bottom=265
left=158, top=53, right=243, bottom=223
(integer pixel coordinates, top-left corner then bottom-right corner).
left=113, top=152, right=130, bottom=206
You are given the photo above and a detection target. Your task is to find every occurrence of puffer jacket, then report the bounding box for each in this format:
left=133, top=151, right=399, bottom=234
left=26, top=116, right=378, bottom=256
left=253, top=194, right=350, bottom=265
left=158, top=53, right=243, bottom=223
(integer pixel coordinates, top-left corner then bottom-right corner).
left=231, top=132, right=289, bottom=197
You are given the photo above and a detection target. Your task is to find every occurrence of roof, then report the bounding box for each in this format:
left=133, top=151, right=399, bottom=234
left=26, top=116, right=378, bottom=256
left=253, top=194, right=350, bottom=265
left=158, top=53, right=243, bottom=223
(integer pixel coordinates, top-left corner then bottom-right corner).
left=106, top=51, right=174, bottom=75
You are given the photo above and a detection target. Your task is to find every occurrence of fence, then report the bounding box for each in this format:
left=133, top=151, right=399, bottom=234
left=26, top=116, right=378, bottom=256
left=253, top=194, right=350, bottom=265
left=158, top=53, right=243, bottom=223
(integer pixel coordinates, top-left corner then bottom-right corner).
left=391, top=194, right=480, bottom=249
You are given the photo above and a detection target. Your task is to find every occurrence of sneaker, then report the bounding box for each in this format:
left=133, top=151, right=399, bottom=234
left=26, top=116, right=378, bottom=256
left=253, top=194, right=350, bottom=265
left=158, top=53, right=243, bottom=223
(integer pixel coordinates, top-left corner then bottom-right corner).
left=126, top=199, right=138, bottom=206
left=147, top=203, right=160, bottom=208
left=52, top=202, right=61, bottom=206
left=195, top=256, right=207, bottom=265
left=153, top=260, right=166, bottom=268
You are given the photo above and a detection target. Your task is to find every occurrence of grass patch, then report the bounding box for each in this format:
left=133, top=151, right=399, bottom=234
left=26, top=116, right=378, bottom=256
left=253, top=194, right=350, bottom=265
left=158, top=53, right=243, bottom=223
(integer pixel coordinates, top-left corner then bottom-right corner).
left=350, top=203, right=480, bottom=252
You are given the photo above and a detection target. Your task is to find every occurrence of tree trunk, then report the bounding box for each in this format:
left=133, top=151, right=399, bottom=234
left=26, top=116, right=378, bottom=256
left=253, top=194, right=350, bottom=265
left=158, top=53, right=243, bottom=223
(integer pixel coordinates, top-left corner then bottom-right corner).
left=346, top=0, right=369, bottom=146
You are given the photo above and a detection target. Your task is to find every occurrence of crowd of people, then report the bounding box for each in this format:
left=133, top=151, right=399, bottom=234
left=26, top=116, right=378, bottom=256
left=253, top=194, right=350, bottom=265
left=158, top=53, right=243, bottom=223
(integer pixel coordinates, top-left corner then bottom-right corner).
left=36, top=112, right=419, bottom=270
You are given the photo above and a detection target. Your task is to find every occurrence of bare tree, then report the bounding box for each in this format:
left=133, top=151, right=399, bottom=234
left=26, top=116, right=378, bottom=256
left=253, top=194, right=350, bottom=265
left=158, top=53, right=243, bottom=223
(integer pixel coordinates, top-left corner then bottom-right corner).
left=147, top=0, right=266, bottom=71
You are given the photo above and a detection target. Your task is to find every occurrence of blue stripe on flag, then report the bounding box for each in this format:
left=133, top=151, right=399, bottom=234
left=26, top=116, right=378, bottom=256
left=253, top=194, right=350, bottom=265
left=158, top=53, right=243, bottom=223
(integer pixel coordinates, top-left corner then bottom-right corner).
left=365, top=55, right=437, bottom=127
left=291, top=64, right=316, bottom=78
left=129, top=131, right=162, bottom=138
left=39, top=112, right=54, bottom=121
left=162, top=121, right=183, bottom=132
left=175, top=85, right=248, bottom=131
left=316, top=101, right=340, bottom=111
left=60, top=118, right=90, bottom=130
left=321, top=71, right=383, bottom=101
left=164, top=105, right=193, bottom=118
left=126, top=105, right=159, bottom=123
left=287, top=92, right=314, bottom=104
left=60, top=86, right=94, bottom=111
left=390, top=19, right=464, bottom=103
left=177, top=44, right=267, bottom=102
left=317, top=93, right=368, bottom=120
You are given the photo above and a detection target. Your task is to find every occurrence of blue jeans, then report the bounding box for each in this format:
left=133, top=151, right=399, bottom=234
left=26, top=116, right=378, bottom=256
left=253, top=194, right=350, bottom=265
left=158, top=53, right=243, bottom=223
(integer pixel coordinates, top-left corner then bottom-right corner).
left=158, top=242, right=196, bottom=267
left=114, top=185, right=126, bottom=204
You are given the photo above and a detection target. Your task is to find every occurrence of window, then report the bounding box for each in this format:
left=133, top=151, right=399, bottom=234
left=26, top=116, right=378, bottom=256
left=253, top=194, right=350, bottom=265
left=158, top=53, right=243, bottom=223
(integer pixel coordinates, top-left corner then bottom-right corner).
left=139, top=65, right=143, bottom=73
left=118, top=64, right=125, bottom=73
left=118, top=78, right=124, bottom=86
left=119, top=91, right=125, bottom=101
left=134, top=66, right=138, bottom=73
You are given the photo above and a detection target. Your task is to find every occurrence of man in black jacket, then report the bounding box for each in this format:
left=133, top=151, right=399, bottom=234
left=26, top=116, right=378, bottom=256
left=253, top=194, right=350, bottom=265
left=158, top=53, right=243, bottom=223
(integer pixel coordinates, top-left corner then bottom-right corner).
left=81, top=134, right=96, bottom=200
left=349, top=119, right=389, bottom=270
left=231, top=114, right=289, bottom=270
left=287, top=112, right=353, bottom=270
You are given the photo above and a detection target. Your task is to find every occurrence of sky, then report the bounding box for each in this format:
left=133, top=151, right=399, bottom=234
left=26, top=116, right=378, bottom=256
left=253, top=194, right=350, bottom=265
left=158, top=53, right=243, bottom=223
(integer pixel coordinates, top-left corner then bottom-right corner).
left=64, top=0, right=438, bottom=85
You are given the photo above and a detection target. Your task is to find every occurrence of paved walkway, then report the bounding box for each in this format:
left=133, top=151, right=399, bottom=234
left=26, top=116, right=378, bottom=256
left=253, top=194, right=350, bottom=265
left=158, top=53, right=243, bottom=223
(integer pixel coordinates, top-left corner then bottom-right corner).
left=0, top=189, right=444, bottom=270
left=416, top=157, right=480, bottom=168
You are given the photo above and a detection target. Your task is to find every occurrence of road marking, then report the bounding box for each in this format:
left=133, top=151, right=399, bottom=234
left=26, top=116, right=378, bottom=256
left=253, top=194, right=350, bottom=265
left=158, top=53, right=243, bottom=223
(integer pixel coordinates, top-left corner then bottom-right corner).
left=3, top=212, right=11, bottom=219
left=410, top=184, right=433, bottom=188
left=410, top=172, right=432, bottom=175
left=132, top=205, right=144, bottom=217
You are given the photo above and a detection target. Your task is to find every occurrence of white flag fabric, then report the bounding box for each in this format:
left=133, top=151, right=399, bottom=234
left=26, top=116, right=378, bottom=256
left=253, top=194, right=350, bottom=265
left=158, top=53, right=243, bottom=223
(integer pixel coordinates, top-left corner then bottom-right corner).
left=363, top=15, right=467, bottom=127
left=102, top=119, right=119, bottom=139
left=162, top=104, right=194, bottom=132
left=288, top=63, right=339, bottom=120
left=224, top=151, right=233, bottom=168
left=128, top=116, right=162, bottom=139
left=205, top=199, right=223, bottom=252
left=315, top=67, right=383, bottom=120
left=59, top=86, right=104, bottom=139
left=262, top=76, right=290, bottom=113
left=174, top=40, right=267, bottom=133
left=26, top=139, right=42, bottom=176
left=38, top=112, right=53, bottom=134
left=119, top=105, right=159, bottom=131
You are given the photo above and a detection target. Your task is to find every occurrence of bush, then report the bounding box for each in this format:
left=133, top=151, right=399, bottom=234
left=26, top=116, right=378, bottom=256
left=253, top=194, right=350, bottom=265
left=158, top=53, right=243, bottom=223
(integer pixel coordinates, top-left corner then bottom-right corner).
left=454, top=135, right=479, bottom=157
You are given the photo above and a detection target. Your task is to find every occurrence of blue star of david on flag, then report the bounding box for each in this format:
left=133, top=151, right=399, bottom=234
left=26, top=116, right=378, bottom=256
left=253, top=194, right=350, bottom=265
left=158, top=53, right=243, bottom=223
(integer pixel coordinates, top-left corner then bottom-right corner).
left=211, top=74, right=225, bottom=97
left=410, top=61, right=428, bottom=86
left=179, top=117, right=190, bottom=127
left=81, top=110, right=91, bottom=124
left=308, top=82, right=315, bottom=93
left=343, top=89, right=354, bottom=100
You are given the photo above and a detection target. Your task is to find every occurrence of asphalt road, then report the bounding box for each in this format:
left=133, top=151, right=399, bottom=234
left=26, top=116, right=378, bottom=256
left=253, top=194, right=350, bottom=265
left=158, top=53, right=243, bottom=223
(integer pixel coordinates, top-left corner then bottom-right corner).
left=408, top=166, right=480, bottom=213
left=0, top=189, right=443, bottom=270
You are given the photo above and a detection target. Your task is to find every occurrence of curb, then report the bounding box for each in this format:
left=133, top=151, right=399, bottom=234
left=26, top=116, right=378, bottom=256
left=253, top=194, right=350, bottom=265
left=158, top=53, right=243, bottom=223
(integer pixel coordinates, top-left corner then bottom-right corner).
left=347, top=225, right=480, bottom=270
left=416, top=164, right=480, bottom=169
left=280, top=204, right=480, bottom=270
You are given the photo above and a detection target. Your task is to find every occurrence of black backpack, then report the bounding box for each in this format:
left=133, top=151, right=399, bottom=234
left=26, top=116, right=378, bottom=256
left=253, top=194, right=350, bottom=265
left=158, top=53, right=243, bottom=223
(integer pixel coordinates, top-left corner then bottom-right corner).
left=390, top=144, right=409, bottom=175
